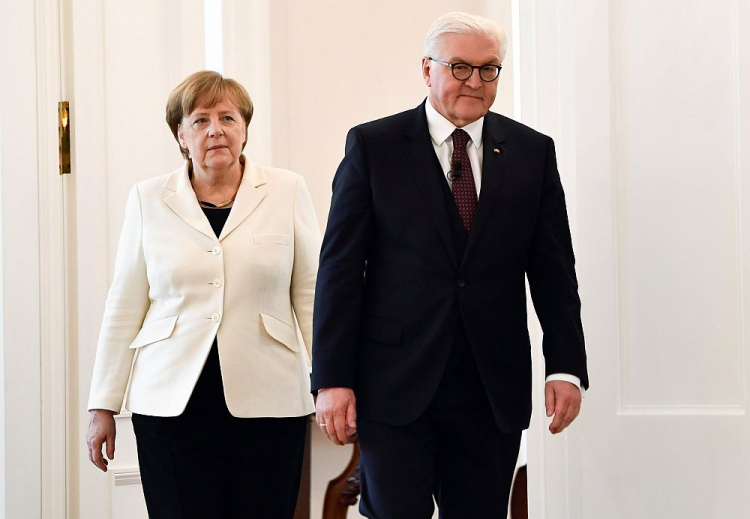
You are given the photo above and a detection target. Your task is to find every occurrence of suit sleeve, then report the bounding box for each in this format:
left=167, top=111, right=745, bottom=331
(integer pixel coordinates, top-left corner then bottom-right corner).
left=291, top=176, right=322, bottom=363
left=87, top=185, right=151, bottom=411
left=527, top=138, right=589, bottom=389
left=311, top=127, right=374, bottom=391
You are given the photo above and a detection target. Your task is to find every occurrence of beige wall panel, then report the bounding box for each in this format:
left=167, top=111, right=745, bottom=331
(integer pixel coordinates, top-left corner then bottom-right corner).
left=613, top=0, right=744, bottom=408
left=564, top=0, right=750, bottom=516
left=101, top=0, right=204, bottom=272
left=225, top=0, right=503, bottom=231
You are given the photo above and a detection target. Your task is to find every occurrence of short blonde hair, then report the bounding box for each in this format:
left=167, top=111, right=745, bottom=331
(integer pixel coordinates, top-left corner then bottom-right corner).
left=424, top=12, right=508, bottom=63
left=166, top=70, right=254, bottom=159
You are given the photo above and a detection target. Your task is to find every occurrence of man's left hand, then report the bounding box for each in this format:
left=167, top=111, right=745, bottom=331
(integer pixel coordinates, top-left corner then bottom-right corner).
left=545, top=380, right=581, bottom=434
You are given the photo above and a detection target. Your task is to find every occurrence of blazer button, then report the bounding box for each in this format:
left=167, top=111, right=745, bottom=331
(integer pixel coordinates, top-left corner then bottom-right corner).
left=212, top=246, right=222, bottom=255
left=457, top=279, right=466, bottom=288
left=212, top=278, right=222, bottom=287
left=211, top=313, right=221, bottom=323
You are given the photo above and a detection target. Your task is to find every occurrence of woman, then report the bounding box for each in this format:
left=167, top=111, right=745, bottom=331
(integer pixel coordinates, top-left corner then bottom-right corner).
left=85, top=70, right=321, bottom=518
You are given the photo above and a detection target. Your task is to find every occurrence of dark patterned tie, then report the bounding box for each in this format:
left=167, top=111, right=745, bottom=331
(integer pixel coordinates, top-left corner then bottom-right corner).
left=451, top=129, right=477, bottom=231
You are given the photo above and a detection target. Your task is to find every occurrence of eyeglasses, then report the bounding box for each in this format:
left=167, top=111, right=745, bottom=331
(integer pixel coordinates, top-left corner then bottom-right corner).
left=428, top=58, right=502, bottom=82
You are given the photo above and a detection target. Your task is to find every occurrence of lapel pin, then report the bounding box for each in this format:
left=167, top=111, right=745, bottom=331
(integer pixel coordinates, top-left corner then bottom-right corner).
left=493, top=148, right=501, bottom=154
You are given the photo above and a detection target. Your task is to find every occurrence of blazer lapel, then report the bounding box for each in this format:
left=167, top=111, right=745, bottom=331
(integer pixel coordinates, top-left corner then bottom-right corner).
left=163, top=157, right=267, bottom=242
left=218, top=159, right=267, bottom=241
left=462, top=113, right=507, bottom=267
left=163, top=163, right=216, bottom=241
left=403, top=103, right=459, bottom=268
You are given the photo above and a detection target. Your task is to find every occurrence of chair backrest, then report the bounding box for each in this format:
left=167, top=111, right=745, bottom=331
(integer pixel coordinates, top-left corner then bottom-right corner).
left=321, top=438, right=361, bottom=519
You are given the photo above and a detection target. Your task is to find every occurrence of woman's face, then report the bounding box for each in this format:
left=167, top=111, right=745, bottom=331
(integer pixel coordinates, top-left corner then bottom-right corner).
left=178, top=95, right=247, bottom=175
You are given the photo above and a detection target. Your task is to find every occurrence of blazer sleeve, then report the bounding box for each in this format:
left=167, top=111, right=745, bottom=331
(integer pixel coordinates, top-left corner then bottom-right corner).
left=87, top=185, right=151, bottom=411
left=311, top=127, right=374, bottom=391
left=290, top=176, right=322, bottom=363
left=526, top=138, right=589, bottom=389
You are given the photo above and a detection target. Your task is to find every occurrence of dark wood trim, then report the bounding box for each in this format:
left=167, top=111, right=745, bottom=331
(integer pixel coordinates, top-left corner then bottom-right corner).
left=322, top=436, right=361, bottom=519
left=509, top=465, right=528, bottom=519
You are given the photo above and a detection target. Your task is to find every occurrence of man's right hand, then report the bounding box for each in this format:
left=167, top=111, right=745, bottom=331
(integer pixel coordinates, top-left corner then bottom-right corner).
left=315, top=387, right=357, bottom=446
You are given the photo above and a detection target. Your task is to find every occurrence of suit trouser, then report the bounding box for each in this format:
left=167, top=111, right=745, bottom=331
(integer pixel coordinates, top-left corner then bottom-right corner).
left=132, top=342, right=308, bottom=519
left=357, top=330, right=521, bottom=519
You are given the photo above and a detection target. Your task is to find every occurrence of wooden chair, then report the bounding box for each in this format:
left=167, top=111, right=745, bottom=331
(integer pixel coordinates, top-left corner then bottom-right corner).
left=509, top=465, right=528, bottom=518
left=321, top=435, right=361, bottom=519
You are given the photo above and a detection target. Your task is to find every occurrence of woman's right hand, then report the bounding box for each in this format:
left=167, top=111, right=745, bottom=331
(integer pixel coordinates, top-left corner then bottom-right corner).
left=86, top=409, right=116, bottom=472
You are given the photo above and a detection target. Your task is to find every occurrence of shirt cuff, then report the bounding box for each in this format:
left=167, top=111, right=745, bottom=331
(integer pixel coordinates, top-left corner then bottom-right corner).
left=545, top=373, right=586, bottom=397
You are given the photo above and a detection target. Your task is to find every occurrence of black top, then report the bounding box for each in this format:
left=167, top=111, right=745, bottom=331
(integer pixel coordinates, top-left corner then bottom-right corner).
left=181, top=207, right=232, bottom=418
left=203, top=206, right=231, bottom=238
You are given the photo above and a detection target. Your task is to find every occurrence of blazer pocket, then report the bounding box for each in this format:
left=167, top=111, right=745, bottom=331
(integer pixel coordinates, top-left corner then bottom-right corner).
left=260, top=313, right=300, bottom=352
left=360, top=317, right=402, bottom=346
left=129, top=316, right=178, bottom=349
left=255, top=234, right=290, bottom=246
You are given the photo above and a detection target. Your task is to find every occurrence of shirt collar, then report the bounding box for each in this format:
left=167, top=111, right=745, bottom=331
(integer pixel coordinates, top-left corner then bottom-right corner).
left=425, top=98, right=484, bottom=149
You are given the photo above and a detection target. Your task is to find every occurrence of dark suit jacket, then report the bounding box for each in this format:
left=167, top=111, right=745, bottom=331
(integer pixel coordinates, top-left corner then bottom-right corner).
left=312, top=101, right=588, bottom=433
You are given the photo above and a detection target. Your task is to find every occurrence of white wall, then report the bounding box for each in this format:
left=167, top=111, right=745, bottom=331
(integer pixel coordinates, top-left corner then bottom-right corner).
left=520, top=1, right=750, bottom=516
left=0, top=1, right=43, bottom=517
left=224, top=0, right=512, bottom=228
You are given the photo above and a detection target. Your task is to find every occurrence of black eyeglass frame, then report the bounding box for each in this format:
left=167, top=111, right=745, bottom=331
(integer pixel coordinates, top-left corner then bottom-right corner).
left=428, top=57, right=502, bottom=82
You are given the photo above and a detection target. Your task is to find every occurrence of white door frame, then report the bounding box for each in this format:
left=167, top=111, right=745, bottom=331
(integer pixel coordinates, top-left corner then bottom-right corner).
left=0, top=0, right=69, bottom=517
left=510, top=0, right=582, bottom=516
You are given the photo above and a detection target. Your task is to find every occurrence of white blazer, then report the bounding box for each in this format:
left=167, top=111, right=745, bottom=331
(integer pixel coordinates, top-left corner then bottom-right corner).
left=87, top=158, right=321, bottom=417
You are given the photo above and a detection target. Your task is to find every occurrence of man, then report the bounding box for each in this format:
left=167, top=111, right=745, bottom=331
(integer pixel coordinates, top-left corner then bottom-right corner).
left=313, top=11, right=588, bottom=518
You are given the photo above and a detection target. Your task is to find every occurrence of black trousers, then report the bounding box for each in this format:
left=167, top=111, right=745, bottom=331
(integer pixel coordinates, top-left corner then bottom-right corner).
left=132, top=341, right=308, bottom=519
left=357, top=329, right=521, bottom=519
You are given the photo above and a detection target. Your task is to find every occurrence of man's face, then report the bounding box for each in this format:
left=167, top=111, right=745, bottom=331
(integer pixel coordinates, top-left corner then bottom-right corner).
left=422, top=32, right=501, bottom=127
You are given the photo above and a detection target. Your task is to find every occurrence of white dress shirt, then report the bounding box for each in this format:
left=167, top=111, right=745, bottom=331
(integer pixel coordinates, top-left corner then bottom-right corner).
left=424, top=99, right=582, bottom=393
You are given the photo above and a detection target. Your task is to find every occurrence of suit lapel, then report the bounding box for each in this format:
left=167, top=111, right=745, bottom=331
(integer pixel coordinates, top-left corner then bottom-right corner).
left=219, top=160, right=267, bottom=241
left=163, top=163, right=216, bottom=241
left=462, top=113, right=507, bottom=267
left=403, top=104, right=459, bottom=268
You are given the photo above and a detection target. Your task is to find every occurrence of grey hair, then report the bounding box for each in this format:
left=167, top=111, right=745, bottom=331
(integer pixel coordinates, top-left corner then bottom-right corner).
left=423, top=11, right=508, bottom=62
